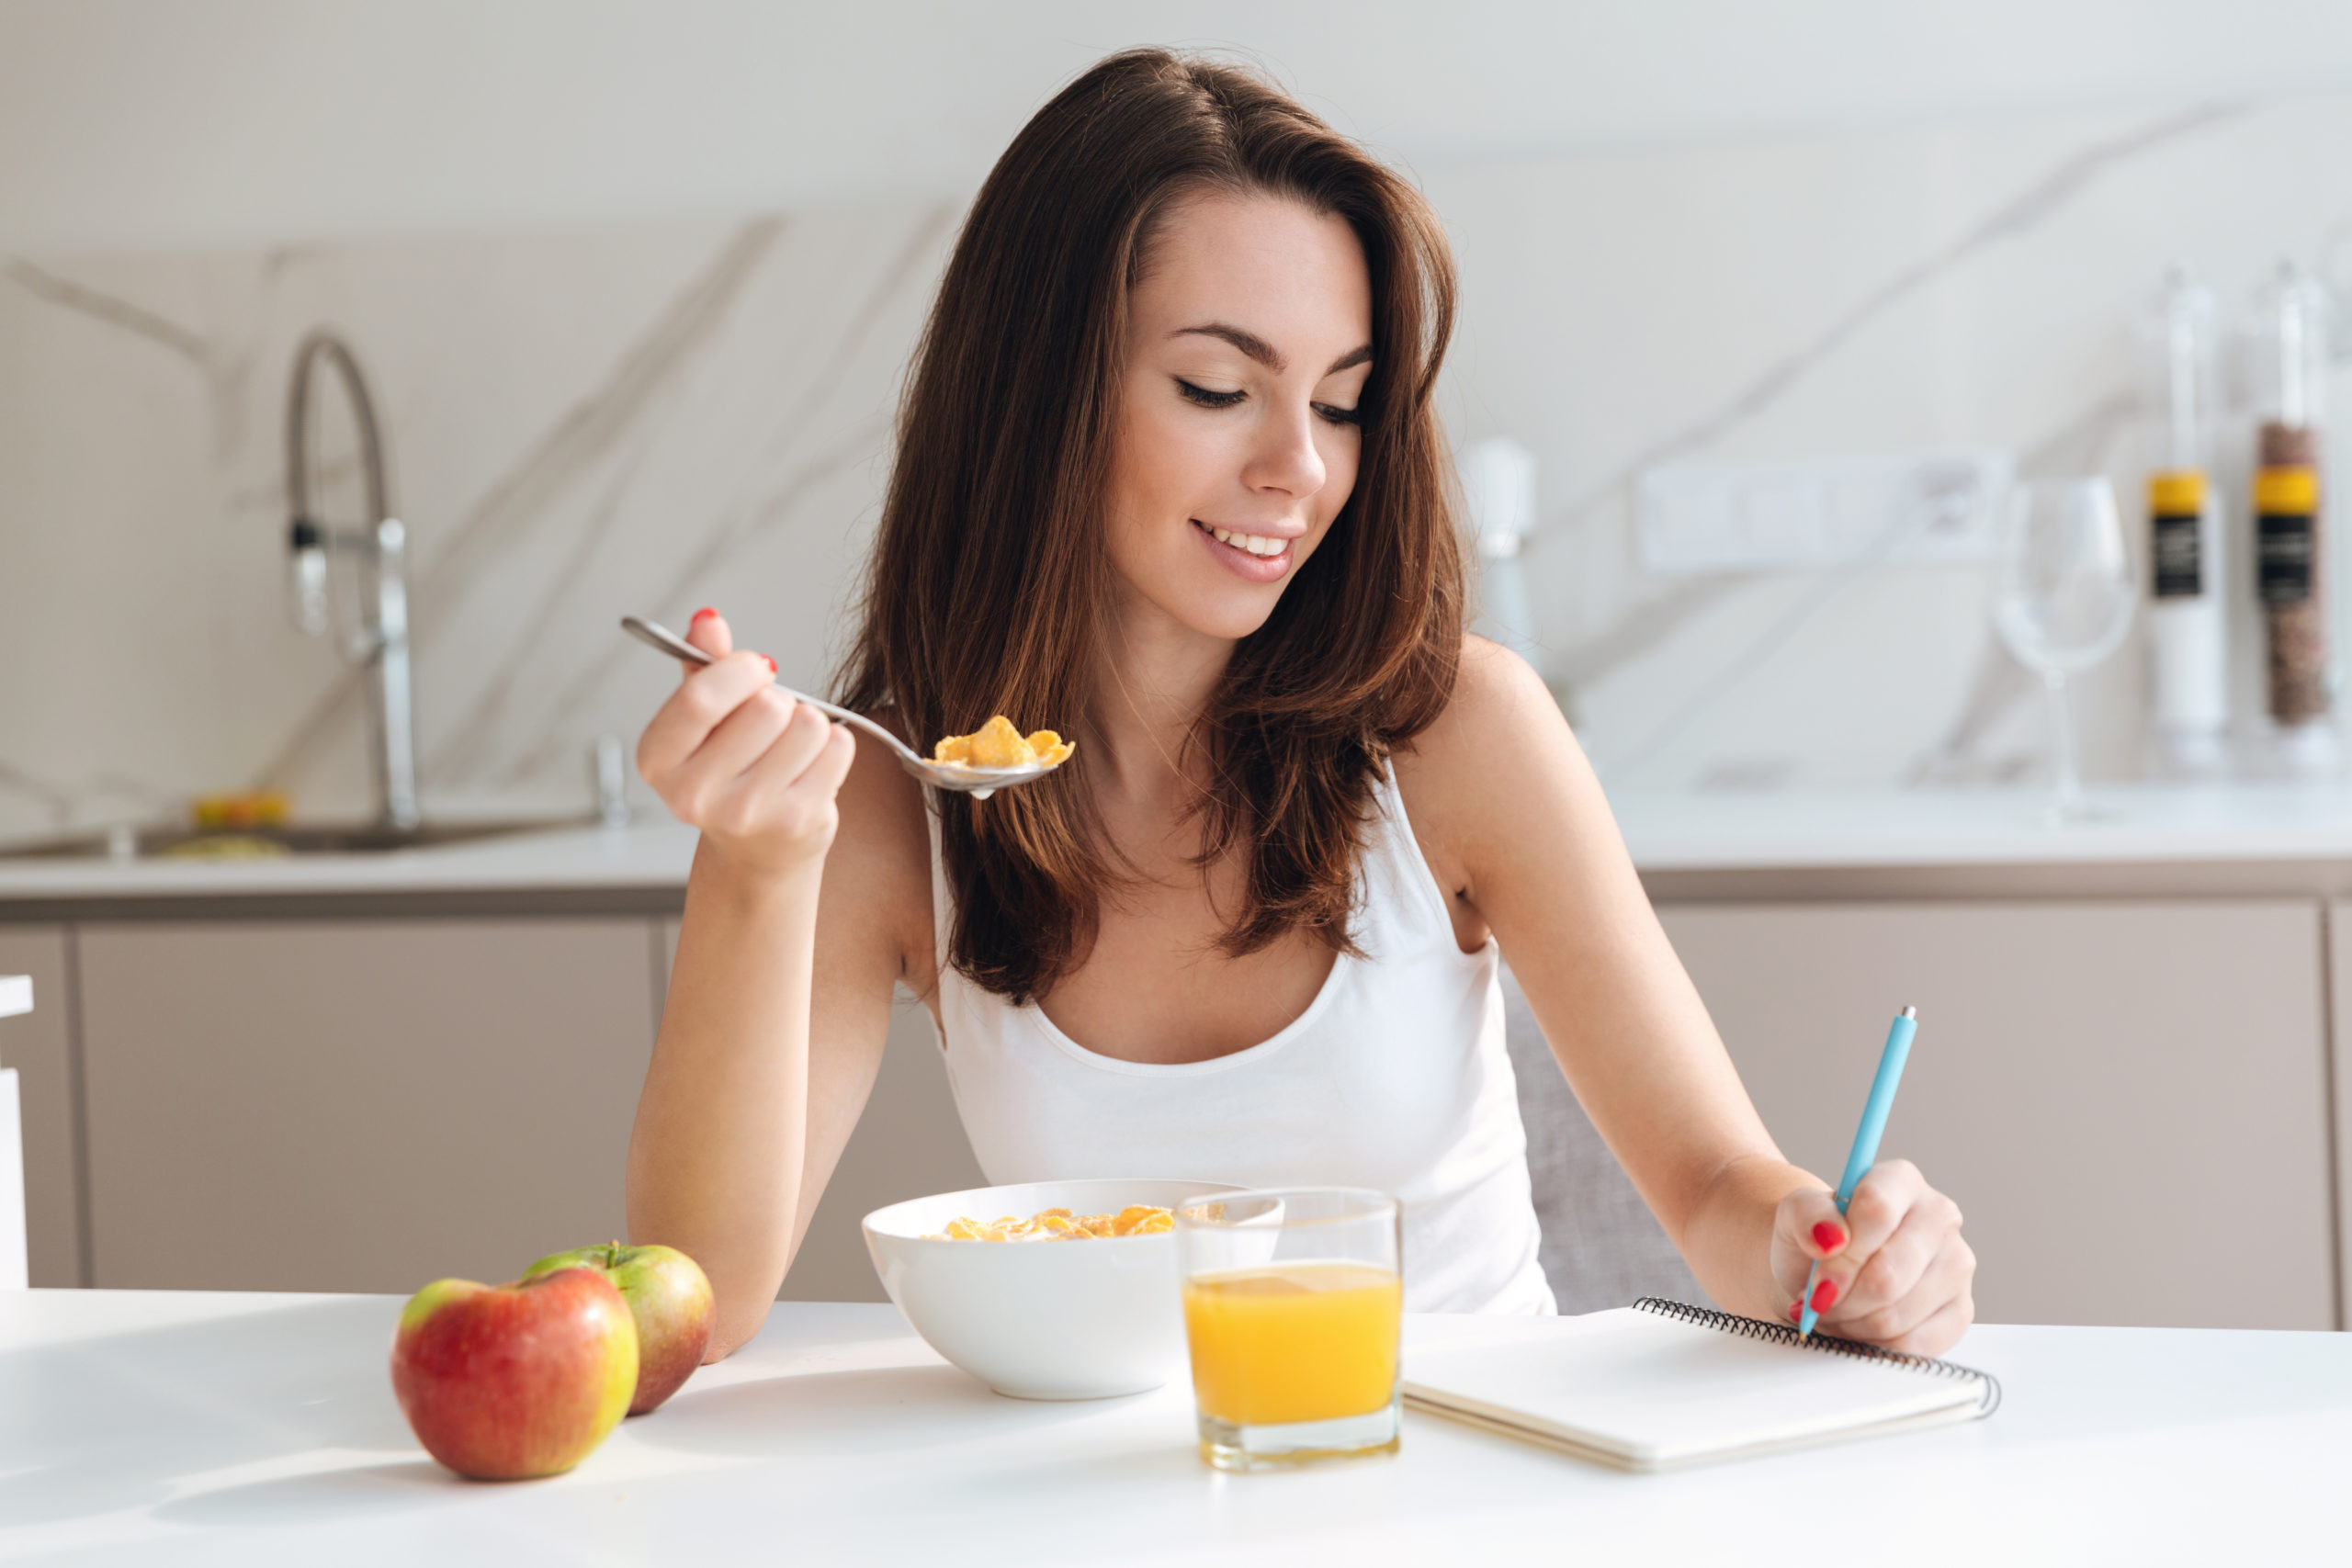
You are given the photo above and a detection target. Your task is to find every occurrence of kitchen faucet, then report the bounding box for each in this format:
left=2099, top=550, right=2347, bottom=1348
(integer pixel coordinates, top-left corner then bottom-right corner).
left=283, top=331, right=419, bottom=831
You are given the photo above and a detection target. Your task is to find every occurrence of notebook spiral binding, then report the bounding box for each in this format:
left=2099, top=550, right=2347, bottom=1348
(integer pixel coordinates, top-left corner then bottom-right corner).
left=1634, top=1298, right=2003, bottom=1417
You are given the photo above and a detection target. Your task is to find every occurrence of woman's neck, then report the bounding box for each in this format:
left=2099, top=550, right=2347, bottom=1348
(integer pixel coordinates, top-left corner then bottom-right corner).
left=1090, top=592, right=1233, bottom=812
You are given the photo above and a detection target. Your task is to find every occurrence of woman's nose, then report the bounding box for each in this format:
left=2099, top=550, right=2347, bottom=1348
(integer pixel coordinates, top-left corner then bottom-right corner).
left=1242, top=401, right=1327, bottom=499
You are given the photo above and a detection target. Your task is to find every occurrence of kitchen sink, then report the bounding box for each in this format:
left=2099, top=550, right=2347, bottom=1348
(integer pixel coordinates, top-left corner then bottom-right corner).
left=0, top=817, right=596, bottom=862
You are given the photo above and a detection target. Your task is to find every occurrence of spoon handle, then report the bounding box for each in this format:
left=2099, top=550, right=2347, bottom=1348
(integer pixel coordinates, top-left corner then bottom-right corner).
left=619, top=616, right=926, bottom=767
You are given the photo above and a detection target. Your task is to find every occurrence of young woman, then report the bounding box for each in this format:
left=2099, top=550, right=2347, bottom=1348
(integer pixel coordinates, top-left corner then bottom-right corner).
left=629, top=50, right=1975, bottom=1360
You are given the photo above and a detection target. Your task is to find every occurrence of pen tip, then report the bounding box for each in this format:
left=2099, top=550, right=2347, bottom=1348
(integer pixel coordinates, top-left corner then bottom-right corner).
left=1899, top=1005, right=1917, bottom=1020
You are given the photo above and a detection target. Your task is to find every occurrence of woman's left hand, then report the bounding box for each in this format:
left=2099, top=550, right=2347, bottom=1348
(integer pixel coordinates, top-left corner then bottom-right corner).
left=1771, top=1159, right=1974, bottom=1355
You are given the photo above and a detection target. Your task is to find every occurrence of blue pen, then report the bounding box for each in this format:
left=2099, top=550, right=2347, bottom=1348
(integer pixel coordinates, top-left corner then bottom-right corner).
left=1799, top=1005, right=1918, bottom=1337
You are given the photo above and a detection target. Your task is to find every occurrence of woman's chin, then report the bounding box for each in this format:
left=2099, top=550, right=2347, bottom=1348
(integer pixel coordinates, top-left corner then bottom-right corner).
left=1136, top=579, right=1284, bottom=643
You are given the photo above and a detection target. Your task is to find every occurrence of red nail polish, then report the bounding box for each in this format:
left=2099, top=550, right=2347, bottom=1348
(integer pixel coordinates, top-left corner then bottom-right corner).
left=1810, top=1278, right=1839, bottom=1312
left=690, top=606, right=718, bottom=623
left=761, top=655, right=777, bottom=674
left=1813, top=1222, right=1846, bottom=1254
left=1786, top=1301, right=1802, bottom=1321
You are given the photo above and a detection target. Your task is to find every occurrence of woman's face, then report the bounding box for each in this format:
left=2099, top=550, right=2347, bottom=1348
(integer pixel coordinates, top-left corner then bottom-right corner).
left=1104, top=190, right=1374, bottom=644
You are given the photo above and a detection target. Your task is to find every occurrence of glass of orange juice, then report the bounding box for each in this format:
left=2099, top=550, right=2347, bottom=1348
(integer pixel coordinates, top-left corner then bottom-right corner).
left=1175, top=1188, right=1402, bottom=1472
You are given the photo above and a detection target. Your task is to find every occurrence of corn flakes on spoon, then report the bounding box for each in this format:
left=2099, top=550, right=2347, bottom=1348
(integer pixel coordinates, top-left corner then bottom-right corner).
left=622, top=615, right=1069, bottom=799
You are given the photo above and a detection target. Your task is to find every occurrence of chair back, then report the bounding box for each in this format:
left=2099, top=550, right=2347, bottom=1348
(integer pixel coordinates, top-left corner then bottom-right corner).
left=1501, top=962, right=1708, bottom=1314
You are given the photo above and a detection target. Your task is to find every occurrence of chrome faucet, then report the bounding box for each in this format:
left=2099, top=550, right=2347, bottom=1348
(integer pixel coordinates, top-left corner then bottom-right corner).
left=283, top=331, right=419, bottom=831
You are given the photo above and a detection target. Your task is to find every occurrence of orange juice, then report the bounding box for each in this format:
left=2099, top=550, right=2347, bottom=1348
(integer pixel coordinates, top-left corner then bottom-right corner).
left=1182, top=1262, right=1401, bottom=1427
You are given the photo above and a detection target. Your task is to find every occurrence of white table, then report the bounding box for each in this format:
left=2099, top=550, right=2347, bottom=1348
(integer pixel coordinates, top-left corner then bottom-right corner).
left=4, top=1291, right=2347, bottom=1565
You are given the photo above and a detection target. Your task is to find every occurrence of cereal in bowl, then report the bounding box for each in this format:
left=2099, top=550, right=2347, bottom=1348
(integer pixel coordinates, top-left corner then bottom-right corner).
left=930, top=1204, right=1171, bottom=1241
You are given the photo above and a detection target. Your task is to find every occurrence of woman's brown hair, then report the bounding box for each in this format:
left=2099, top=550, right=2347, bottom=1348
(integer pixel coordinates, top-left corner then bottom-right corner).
left=840, top=48, right=1464, bottom=1005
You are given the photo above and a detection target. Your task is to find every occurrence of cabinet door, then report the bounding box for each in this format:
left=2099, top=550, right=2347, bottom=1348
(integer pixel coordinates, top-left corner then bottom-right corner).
left=2325, top=901, right=2352, bottom=1324
left=655, top=919, right=986, bottom=1303
left=1657, top=900, right=2334, bottom=1331
left=0, top=926, right=85, bottom=1286
left=78, top=919, right=662, bottom=1293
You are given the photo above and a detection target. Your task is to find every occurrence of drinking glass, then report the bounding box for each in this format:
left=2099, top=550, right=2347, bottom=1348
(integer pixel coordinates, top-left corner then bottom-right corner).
left=1991, top=479, right=2137, bottom=820
left=1174, top=1188, right=1402, bottom=1472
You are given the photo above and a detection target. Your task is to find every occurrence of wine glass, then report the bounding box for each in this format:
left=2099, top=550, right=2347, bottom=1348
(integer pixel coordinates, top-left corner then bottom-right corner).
left=1991, top=479, right=2137, bottom=821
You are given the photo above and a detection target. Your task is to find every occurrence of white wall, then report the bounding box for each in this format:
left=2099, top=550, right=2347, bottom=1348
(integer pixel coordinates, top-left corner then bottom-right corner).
left=7, top=0, right=2352, bottom=250
left=9, top=3, right=2352, bottom=836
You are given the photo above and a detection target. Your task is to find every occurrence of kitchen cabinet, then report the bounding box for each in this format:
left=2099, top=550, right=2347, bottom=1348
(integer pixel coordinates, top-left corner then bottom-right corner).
left=75, top=919, right=664, bottom=1293
left=0, top=925, right=85, bottom=1286
left=654, top=918, right=987, bottom=1303
left=6, top=874, right=2344, bottom=1328
left=1656, top=899, right=2335, bottom=1330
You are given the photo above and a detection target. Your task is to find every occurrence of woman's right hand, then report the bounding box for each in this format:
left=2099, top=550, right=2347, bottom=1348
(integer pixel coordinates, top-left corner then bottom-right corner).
left=635, top=607, right=857, bottom=878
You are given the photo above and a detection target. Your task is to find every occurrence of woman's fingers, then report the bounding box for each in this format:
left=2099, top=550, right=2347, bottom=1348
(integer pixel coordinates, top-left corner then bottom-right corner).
left=1787, top=1160, right=1973, bottom=1348
left=700, top=701, right=834, bottom=831
left=637, top=650, right=775, bottom=787
left=1817, top=1208, right=1969, bottom=1338
left=1774, top=1185, right=1851, bottom=1293
left=628, top=607, right=856, bottom=872
left=1837, top=1159, right=1926, bottom=1270
left=684, top=605, right=732, bottom=665
left=1795, top=1161, right=1918, bottom=1308
left=1884, top=1291, right=1974, bottom=1359
left=676, top=687, right=800, bottom=811
left=719, top=714, right=856, bottom=840
left=780, top=715, right=855, bottom=804
left=1833, top=1232, right=1976, bottom=1345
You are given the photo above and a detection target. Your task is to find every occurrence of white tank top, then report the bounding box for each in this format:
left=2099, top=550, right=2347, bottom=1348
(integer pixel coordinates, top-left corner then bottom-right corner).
left=926, top=763, right=1556, bottom=1314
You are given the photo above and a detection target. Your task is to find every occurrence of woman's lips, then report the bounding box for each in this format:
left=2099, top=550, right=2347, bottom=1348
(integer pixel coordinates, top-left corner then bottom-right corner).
left=1192, top=519, right=1293, bottom=583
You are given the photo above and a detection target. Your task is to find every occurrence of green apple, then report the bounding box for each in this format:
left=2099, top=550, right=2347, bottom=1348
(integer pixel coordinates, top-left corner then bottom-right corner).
left=525, top=1242, right=714, bottom=1415
left=390, top=1267, right=636, bottom=1480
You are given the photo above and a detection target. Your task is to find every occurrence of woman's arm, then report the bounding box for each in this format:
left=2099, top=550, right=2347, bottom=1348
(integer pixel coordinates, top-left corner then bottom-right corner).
left=1398, top=638, right=1973, bottom=1352
left=624, top=610, right=928, bottom=1359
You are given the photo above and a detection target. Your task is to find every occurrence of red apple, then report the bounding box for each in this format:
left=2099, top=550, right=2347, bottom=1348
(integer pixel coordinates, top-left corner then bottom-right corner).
left=390, top=1268, right=637, bottom=1479
left=524, top=1242, right=714, bottom=1415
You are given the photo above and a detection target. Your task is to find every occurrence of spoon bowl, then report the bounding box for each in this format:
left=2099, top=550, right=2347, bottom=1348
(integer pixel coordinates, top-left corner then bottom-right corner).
left=620, top=616, right=1059, bottom=798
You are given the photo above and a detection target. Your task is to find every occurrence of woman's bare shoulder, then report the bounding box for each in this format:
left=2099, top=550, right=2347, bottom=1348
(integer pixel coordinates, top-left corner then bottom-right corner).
left=1430, top=635, right=1556, bottom=741
left=1392, top=637, right=1580, bottom=877
left=1395, top=636, right=1565, bottom=789
left=820, top=709, right=937, bottom=989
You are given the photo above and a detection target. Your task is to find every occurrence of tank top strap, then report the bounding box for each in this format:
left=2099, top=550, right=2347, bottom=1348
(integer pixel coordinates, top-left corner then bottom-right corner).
left=1354, top=756, right=1467, bottom=958
left=924, top=795, right=951, bottom=966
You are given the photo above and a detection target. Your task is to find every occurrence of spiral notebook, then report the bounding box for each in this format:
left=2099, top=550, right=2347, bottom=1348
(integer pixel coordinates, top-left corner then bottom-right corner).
left=1402, top=1298, right=2001, bottom=1472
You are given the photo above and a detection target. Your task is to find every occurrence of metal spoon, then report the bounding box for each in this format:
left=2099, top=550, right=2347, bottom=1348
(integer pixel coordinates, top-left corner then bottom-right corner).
left=620, top=616, right=1057, bottom=799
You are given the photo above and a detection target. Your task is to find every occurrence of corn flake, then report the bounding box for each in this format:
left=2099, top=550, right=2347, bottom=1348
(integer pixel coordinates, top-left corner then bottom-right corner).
left=933, top=715, right=1076, bottom=772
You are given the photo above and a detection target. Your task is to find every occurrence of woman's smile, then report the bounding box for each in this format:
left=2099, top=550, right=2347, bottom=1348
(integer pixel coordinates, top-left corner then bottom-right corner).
left=1192, top=517, right=1298, bottom=581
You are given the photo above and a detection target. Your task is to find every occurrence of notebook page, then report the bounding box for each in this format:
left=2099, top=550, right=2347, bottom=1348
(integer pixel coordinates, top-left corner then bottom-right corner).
left=1404, top=1307, right=1981, bottom=1466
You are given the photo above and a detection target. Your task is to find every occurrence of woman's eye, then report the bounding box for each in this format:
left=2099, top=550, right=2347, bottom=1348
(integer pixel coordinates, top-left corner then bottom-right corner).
left=1315, top=403, right=1363, bottom=428
left=1176, top=378, right=1246, bottom=409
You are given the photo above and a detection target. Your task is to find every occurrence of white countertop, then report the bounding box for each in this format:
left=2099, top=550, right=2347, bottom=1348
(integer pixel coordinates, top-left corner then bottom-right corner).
left=0, top=821, right=702, bottom=902
left=8, top=782, right=2352, bottom=905
left=4, top=1289, right=2346, bottom=1564
left=1611, top=780, right=2352, bottom=870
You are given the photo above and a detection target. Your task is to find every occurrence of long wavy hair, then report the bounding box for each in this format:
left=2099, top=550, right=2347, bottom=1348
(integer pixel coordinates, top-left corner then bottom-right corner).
left=839, top=48, right=1465, bottom=1005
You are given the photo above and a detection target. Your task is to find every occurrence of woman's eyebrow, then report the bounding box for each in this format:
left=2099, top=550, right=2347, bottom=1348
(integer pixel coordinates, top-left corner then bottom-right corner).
left=1170, top=323, right=1374, bottom=377
left=1172, top=322, right=1283, bottom=368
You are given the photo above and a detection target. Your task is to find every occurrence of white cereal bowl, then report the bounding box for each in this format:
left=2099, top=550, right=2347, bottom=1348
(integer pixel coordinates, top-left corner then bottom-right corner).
left=863, top=1179, right=1240, bottom=1401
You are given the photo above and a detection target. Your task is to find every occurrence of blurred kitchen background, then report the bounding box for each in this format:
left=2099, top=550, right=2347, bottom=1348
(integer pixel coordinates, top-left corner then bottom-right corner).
left=6, top=1, right=2352, bottom=1335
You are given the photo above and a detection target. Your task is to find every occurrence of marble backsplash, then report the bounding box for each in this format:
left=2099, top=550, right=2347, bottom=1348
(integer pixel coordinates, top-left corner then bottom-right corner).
left=6, top=91, right=2352, bottom=840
